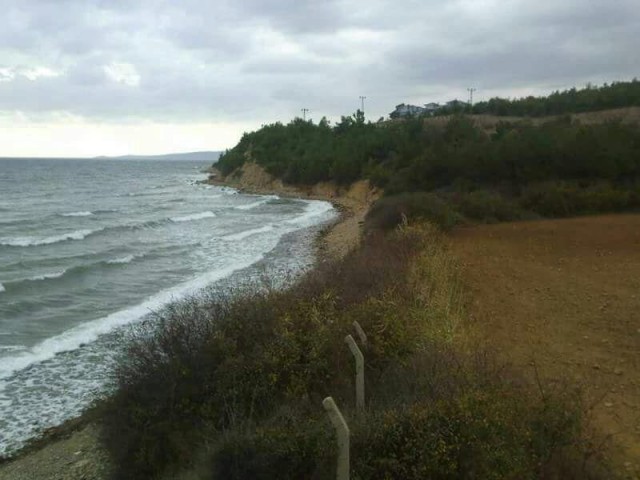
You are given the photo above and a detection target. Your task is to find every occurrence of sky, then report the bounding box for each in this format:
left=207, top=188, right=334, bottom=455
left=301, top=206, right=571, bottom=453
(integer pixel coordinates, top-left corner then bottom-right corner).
left=0, top=0, right=638, bottom=157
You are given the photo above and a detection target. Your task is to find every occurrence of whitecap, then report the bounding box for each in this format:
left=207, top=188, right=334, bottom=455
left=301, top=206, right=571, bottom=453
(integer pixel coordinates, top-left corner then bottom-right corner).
left=235, top=195, right=278, bottom=211
left=222, top=225, right=275, bottom=241
left=286, top=201, right=335, bottom=228
left=61, top=211, right=93, bottom=217
left=106, top=255, right=137, bottom=265
left=28, top=271, right=66, bottom=281
left=170, top=211, right=216, bottom=223
left=0, top=229, right=98, bottom=247
left=0, top=254, right=265, bottom=382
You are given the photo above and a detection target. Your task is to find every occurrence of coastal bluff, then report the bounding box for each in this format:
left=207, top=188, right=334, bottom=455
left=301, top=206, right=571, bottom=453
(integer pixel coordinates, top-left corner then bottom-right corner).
left=209, top=162, right=381, bottom=259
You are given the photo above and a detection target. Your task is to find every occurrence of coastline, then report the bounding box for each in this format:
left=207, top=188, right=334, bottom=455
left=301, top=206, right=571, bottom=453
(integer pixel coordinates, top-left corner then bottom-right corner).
left=207, top=162, right=380, bottom=261
left=0, top=163, right=379, bottom=479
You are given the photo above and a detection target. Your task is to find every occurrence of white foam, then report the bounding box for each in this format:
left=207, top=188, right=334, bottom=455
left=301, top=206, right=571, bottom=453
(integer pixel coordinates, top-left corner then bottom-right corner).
left=171, top=211, right=216, bottom=223
left=61, top=211, right=93, bottom=217
left=222, top=225, right=275, bottom=241
left=29, top=271, right=66, bottom=281
left=0, top=283, right=4, bottom=293
left=235, top=195, right=278, bottom=211
left=0, top=229, right=98, bottom=247
left=106, top=254, right=137, bottom=265
left=0, top=254, right=264, bottom=383
left=286, top=200, right=335, bottom=228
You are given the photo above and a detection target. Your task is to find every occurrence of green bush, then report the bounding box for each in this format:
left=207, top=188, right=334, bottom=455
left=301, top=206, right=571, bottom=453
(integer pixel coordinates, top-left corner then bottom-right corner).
left=520, top=181, right=639, bottom=217
left=207, top=349, right=605, bottom=480
left=452, top=190, right=528, bottom=223
left=365, top=193, right=463, bottom=232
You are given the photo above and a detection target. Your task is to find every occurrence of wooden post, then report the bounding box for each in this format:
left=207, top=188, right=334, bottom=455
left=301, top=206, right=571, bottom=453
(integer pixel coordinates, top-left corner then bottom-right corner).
left=323, top=396, right=350, bottom=480
left=345, top=334, right=365, bottom=410
left=352, top=321, right=367, bottom=346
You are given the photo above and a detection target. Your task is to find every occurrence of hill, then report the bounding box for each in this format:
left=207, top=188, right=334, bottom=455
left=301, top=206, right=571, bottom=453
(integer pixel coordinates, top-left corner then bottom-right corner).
left=96, top=151, right=222, bottom=161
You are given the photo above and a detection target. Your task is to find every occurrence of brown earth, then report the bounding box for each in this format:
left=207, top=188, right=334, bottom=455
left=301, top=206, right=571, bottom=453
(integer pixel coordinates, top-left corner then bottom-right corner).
left=449, top=214, right=640, bottom=476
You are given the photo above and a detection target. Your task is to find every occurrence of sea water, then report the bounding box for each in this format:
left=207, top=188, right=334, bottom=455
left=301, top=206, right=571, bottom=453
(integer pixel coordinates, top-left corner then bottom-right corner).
left=0, top=158, right=335, bottom=455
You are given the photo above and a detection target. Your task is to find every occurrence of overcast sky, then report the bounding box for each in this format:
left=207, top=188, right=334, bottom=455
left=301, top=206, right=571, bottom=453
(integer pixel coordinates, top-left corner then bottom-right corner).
left=0, top=0, right=638, bottom=157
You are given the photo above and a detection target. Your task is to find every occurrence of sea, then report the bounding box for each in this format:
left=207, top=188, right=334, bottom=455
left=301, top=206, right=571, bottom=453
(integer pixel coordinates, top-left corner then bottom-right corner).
left=0, top=158, right=336, bottom=456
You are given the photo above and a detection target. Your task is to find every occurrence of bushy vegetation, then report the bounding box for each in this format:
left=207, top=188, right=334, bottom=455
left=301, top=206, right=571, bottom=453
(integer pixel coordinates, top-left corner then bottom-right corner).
left=469, top=79, right=640, bottom=117
left=102, top=226, right=609, bottom=479
left=218, top=107, right=640, bottom=220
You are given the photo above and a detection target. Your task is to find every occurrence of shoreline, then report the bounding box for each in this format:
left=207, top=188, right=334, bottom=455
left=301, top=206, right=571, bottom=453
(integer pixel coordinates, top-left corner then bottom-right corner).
left=207, top=163, right=380, bottom=261
left=0, top=165, right=378, bottom=479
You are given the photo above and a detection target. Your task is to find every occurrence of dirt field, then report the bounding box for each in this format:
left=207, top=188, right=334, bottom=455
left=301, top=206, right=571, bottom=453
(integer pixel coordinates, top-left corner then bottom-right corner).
left=450, top=214, right=640, bottom=473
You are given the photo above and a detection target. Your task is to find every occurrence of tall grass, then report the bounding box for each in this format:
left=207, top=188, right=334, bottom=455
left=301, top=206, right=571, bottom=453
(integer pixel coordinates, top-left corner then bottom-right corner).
left=101, top=224, right=610, bottom=479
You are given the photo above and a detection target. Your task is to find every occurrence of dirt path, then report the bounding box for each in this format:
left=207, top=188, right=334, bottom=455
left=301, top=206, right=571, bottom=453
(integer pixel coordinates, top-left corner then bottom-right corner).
left=450, top=214, right=640, bottom=472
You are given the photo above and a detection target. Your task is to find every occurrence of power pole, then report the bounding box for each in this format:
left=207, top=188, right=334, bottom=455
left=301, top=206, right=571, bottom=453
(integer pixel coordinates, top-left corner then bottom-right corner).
left=359, top=96, right=366, bottom=115
left=301, top=108, right=309, bottom=121
left=467, top=88, right=476, bottom=109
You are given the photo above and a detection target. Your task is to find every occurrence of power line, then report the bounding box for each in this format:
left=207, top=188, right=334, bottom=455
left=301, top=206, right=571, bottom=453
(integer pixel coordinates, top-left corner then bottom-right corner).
left=467, top=88, right=476, bottom=108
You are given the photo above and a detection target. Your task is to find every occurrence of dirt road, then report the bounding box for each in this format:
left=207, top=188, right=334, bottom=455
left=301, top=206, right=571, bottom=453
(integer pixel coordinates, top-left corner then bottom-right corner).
left=450, top=214, right=640, bottom=472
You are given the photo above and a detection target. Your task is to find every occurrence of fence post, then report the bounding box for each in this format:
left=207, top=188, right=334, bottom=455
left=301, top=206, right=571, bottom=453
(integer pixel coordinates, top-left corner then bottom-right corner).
left=323, top=396, right=350, bottom=480
left=352, top=321, right=367, bottom=347
left=345, top=334, right=365, bottom=411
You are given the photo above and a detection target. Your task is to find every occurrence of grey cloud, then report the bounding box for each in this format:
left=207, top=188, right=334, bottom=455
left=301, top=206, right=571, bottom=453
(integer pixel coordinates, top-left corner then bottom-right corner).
left=0, top=0, right=637, bottom=125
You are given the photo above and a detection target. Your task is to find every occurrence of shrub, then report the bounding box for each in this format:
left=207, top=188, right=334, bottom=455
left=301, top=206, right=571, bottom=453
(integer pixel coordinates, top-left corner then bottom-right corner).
left=452, top=190, right=527, bottom=223
left=364, top=193, right=463, bottom=233
left=520, top=181, right=639, bottom=217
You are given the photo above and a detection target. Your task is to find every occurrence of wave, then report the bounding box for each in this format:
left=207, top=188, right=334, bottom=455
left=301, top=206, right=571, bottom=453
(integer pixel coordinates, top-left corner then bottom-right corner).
left=170, top=211, right=216, bottom=223
left=60, top=211, right=93, bottom=217
left=4, top=255, right=144, bottom=292
left=0, top=283, right=4, bottom=293
left=28, top=271, right=66, bottom=281
left=235, top=195, right=278, bottom=211
left=0, top=229, right=99, bottom=248
left=106, top=254, right=139, bottom=265
left=0, top=254, right=265, bottom=382
left=286, top=200, right=335, bottom=228
left=222, top=225, right=275, bottom=241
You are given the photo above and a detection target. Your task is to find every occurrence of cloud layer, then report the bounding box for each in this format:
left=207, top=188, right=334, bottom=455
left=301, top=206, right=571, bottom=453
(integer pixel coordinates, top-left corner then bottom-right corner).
left=0, top=0, right=638, bottom=154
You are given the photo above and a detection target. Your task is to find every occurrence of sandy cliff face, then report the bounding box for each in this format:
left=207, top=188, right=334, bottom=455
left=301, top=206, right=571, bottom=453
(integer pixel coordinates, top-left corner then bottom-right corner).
left=210, top=162, right=381, bottom=259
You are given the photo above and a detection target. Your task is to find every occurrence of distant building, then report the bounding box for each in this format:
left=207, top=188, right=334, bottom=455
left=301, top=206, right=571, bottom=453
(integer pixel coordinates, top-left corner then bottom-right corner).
left=445, top=99, right=470, bottom=110
left=389, top=103, right=425, bottom=118
left=423, top=102, right=441, bottom=115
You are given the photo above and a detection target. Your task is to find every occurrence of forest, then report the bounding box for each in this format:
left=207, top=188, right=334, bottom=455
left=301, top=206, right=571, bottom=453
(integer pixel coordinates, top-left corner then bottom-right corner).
left=217, top=106, right=640, bottom=223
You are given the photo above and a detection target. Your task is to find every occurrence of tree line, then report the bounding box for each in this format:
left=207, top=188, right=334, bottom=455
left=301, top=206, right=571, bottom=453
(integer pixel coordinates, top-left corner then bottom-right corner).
left=435, top=79, right=640, bottom=117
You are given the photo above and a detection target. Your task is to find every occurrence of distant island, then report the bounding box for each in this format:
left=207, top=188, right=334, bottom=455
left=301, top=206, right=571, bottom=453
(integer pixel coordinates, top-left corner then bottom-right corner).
left=94, top=151, right=222, bottom=162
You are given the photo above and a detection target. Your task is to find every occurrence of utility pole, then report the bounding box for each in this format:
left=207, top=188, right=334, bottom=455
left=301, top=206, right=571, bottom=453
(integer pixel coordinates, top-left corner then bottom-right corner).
left=467, top=88, right=476, bottom=109
left=359, top=96, right=366, bottom=115
left=301, top=108, right=309, bottom=121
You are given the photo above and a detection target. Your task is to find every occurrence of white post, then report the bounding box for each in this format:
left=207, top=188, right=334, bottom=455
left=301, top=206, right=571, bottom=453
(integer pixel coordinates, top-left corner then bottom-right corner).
left=323, top=396, right=350, bottom=480
left=345, top=334, right=365, bottom=411
left=352, top=321, right=367, bottom=347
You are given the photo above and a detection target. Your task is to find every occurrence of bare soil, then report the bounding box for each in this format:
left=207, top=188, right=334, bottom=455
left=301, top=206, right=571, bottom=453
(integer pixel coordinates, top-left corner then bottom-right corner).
left=449, top=214, right=640, bottom=475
